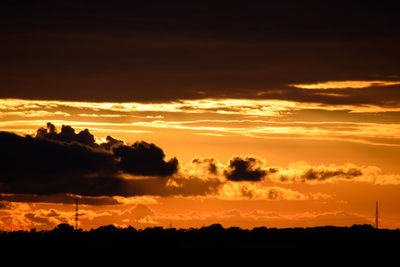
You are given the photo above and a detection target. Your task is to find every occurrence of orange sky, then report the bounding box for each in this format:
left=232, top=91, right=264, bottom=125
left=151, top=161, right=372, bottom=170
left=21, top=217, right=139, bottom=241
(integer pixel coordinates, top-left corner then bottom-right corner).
left=0, top=95, right=399, bottom=230
left=1, top=2, right=400, bottom=231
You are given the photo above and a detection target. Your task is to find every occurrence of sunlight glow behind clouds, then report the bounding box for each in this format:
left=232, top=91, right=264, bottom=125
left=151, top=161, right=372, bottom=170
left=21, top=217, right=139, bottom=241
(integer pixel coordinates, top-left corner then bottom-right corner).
left=290, top=80, right=400, bottom=89
left=0, top=98, right=298, bottom=117
left=2, top=98, right=400, bottom=118
left=2, top=97, right=400, bottom=146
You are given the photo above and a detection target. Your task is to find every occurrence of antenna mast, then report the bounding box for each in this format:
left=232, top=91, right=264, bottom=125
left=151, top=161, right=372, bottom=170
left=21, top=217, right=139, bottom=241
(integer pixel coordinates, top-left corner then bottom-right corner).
left=375, top=201, right=379, bottom=229
left=75, top=197, right=79, bottom=230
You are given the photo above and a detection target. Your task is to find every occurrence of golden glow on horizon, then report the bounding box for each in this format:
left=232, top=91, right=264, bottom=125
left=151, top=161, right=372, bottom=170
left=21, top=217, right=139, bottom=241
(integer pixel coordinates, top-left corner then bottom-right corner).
left=0, top=200, right=384, bottom=231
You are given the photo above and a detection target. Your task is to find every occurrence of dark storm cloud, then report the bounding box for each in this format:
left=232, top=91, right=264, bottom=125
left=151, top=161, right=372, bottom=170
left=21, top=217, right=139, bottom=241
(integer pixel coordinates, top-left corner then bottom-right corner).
left=0, top=130, right=118, bottom=196
left=36, top=123, right=123, bottom=151
left=0, top=1, right=399, bottom=104
left=35, top=123, right=178, bottom=176
left=224, top=157, right=267, bottom=182
left=0, top=130, right=115, bottom=181
left=113, top=142, right=178, bottom=177
left=36, top=122, right=97, bottom=147
left=0, top=124, right=179, bottom=200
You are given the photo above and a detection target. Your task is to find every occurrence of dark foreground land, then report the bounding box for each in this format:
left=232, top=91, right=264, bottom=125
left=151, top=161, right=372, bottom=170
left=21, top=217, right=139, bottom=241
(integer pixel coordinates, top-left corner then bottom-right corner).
left=1, top=223, right=399, bottom=254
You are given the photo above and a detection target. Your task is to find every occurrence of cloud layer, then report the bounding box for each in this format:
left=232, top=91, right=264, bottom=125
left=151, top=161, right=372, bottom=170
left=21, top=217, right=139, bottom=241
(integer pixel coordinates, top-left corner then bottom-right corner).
left=3, top=98, right=400, bottom=148
left=1, top=123, right=398, bottom=206
left=1, top=2, right=399, bottom=104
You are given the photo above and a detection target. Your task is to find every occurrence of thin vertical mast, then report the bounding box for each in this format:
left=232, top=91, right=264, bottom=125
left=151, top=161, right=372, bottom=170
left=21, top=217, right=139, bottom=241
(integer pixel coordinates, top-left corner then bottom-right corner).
left=75, top=197, right=79, bottom=230
left=375, top=201, right=379, bottom=229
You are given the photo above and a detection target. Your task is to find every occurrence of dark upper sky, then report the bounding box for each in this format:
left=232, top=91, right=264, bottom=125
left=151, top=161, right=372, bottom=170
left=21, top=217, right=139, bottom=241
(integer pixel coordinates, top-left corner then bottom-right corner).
left=1, top=1, right=400, bottom=102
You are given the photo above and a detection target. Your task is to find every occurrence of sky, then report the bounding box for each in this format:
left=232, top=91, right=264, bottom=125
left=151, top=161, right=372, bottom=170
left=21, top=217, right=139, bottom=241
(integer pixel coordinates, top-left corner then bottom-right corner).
left=1, top=1, right=400, bottom=230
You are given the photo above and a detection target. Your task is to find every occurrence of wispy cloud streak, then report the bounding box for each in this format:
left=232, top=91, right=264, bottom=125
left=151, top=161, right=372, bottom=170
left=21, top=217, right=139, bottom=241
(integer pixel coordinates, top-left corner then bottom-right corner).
left=290, top=80, right=400, bottom=90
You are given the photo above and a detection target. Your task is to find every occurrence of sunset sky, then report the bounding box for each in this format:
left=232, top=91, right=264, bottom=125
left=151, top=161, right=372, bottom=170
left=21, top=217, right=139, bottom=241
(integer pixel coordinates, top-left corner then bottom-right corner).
left=1, top=1, right=400, bottom=230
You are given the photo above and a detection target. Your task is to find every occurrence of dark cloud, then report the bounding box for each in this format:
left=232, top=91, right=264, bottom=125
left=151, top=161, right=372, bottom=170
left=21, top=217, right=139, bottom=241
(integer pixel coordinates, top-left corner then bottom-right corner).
left=224, top=157, right=267, bottom=182
left=0, top=130, right=115, bottom=180
left=0, top=130, right=120, bottom=196
left=301, top=168, right=362, bottom=181
left=100, top=136, right=124, bottom=151
left=36, top=122, right=97, bottom=147
left=0, top=124, right=180, bottom=201
left=34, top=123, right=178, bottom=177
left=113, top=142, right=178, bottom=177
left=37, top=123, right=178, bottom=176
left=0, top=2, right=399, bottom=104
left=0, top=194, right=121, bottom=206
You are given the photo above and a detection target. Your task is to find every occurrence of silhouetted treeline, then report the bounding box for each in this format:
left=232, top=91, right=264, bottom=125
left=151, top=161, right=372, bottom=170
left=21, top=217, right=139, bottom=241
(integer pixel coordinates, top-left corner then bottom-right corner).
left=1, top=223, right=399, bottom=254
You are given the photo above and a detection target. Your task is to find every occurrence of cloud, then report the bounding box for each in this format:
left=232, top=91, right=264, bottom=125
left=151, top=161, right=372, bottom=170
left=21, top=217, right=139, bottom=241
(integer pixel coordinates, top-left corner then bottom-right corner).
left=0, top=130, right=116, bottom=188
left=300, top=167, right=362, bottom=181
left=36, top=122, right=97, bottom=147
left=290, top=80, right=400, bottom=90
left=200, top=157, right=400, bottom=186
left=112, top=196, right=158, bottom=206
left=0, top=194, right=122, bottom=205
left=24, top=212, right=54, bottom=225
left=1, top=1, right=399, bottom=106
left=0, top=201, right=13, bottom=209
left=24, top=208, right=75, bottom=228
left=217, top=183, right=308, bottom=201
left=224, top=156, right=268, bottom=181
left=100, top=135, right=125, bottom=150
left=280, top=163, right=362, bottom=183
left=113, top=141, right=178, bottom=177
left=1, top=124, right=268, bottom=201
left=37, top=123, right=178, bottom=176
left=191, top=158, right=219, bottom=175
left=0, top=124, right=180, bottom=200
left=272, top=162, right=400, bottom=185
left=277, top=162, right=363, bottom=183
left=165, top=175, right=222, bottom=197
left=131, top=204, right=155, bottom=221
left=0, top=204, right=74, bottom=231
left=0, top=110, right=70, bottom=118
left=2, top=123, right=398, bottom=208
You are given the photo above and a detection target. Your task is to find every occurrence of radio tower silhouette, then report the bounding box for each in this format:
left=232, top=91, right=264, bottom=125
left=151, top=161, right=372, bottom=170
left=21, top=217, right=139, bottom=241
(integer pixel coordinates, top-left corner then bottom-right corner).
left=375, top=201, right=379, bottom=229
left=75, top=197, right=79, bottom=230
